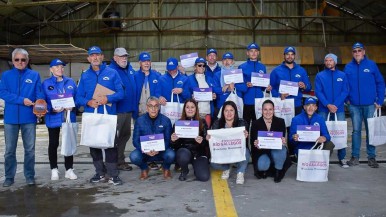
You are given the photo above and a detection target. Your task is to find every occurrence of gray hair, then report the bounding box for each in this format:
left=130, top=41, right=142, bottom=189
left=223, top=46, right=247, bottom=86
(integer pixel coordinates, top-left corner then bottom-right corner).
left=146, top=96, right=159, bottom=105
left=12, top=48, right=29, bottom=60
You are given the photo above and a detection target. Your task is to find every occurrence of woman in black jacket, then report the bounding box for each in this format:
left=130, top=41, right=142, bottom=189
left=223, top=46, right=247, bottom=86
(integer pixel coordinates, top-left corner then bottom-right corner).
left=250, top=99, right=290, bottom=183
left=170, top=99, right=210, bottom=182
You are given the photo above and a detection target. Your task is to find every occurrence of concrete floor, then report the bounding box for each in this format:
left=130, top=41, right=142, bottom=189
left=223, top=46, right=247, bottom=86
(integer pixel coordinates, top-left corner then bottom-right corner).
left=0, top=118, right=386, bottom=217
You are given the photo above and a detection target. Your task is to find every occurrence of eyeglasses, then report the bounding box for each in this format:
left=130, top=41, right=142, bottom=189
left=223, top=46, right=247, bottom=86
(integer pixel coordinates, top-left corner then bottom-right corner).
left=352, top=49, right=363, bottom=53
left=14, top=58, right=27, bottom=62
left=196, top=64, right=205, bottom=67
left=147, top=104, right=159, bottom=110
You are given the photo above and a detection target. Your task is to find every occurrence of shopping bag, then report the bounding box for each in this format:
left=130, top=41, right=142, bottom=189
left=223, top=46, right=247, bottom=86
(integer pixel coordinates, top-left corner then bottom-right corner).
left=368, top=108, right=386, bottom=146
left=80, top=105, right=117, bottom=149
left=296, top=142, right=330, bottom=182
left=325, top=113, right=347, bottom=150
left=61, top=110, right=78, bottom=156
left=217, top=89, right=244, bottom=118
left=160, top=93, right=183, bottom=125
left=255, top=91, right=282, bottom=119
left=208, top=127, right=246, bottom=164
left=279, top=98, right=295, bottom=127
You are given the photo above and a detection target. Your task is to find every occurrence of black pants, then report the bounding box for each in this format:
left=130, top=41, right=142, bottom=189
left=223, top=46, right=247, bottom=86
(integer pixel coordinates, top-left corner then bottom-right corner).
left=48, top=127, right=73, bottom=170
left=90, top=147, right=119, bottom=177
left=287, top=106, right=304, bottom=155
left=176, top=148, right=210, bottom=182
left=243, top=105, right=256, bottom=127
left=115, top=112, right=132, bottom=165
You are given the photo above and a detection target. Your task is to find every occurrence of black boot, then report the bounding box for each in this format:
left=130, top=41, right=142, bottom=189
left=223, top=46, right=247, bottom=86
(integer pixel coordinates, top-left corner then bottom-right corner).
left=254, top=171, right=267, bottom=179
left=274, top=169, right=282, bottom=183
left=178, top=169, right=189, bottom=181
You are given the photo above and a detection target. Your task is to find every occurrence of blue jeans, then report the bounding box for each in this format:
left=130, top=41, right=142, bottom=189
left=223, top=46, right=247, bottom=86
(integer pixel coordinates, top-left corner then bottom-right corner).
left=211, top=149, right=250, bottom=174
left=348, top=104, right=376, bottom=159
left=319, top=111, right=346, bottom=160
left=4, top=123, right=36, bottom=181
left=129, top=148, right=175, bottom=170
left=257, top=146, right=287, bottom=171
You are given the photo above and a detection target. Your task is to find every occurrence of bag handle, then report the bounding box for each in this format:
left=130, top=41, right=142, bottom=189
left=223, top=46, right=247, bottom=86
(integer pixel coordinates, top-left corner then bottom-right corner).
left=65, top=110, right=71, bottom=123
left=327, top=112, right=338, bottom=122
left=93, top=105, right=108, bottom=114
left=170, top=92, right=180, bottom=104
left=373, top=108, right=381, bottom=118
left=310, top=141, right=324, bottom=150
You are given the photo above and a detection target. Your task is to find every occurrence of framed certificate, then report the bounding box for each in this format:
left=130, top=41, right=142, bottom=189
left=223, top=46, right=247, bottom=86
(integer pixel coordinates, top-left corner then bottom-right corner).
left=193, top=87, right=212, bottom=101
left=140, top=134, right=165, bottom=152
left=175, top=120, right=199, bottom=138
left=50, top=93, right=75, bottom=109
left=223, top=69, right=244, bottom=84
left=180, top=52, right=198, bottom=68
left=251, top=72, right=270, bottom=87
left=279, top=80, right=299, bottom=96
left=297, top=125, right=320, bottom=142
left=258, top=131, right=283, bottom=149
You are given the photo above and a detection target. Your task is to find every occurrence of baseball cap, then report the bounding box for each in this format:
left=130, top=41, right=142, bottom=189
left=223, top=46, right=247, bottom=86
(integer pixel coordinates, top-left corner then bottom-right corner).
left=352, top=42, right=364, bottom=50
left=304, top=97, right=317, bottom=105
left=114, top=48, right=128, bottom=56
left=207, top=48, right=217, bottom=55
left=195, top=57, right=206, bottom=65
left=247, top=43, right=260, bottom=51
left=166, top=57, right=178, bottom=71
left=50, top=58, right=66, bottom=67
left=324, top=53, right=337, bottom=63
left=139, top=52, right=151, bottom=61
left=284, top=46, right=296, bottom=54
left=222, top=52, right=234, bottom=60
left=88, top=46, right=102, bottom=55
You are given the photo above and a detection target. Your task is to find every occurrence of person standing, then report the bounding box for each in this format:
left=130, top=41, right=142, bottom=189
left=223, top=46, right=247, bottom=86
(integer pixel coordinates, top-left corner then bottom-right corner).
left=0, top=48, right=45, bottom=187
left=108, top=47, right=137, bottom=171
left=315, top=53, right=350, bottom=168
left=76, top=46, right=124, bottom=185
left=205, top=48, right=221, bottom=78
left=42, top=58, right=78, bottom=180
left=344, top=42, right=385, bottom=168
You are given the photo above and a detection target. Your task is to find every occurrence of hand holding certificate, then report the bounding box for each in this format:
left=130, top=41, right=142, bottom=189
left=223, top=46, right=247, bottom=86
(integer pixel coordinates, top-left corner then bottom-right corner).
left=140, top=134, right=165, bottom=152
left=223, top=69, right=244, bottom=84
left=297, top=125, right=320, bottom=142
left=193, top=87, right=213, bottom=101
left=251, top=73, right=270, bottom=87
left=279, top=80, right=299, bottom=96
left=175, top=120, right=199, bottom=138
left=180, top=52, right=198, bottom=68
left=50, top=93, right=75, bottom=109
left=258, top=131, right=283, bottom=149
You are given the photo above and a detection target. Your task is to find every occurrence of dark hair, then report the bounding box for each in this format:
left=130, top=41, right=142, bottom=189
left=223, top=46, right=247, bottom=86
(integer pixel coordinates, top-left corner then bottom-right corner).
left=219, top=101, right=239, bottom=128
left=180, top=98, right=204, bottom=132
left=262, top=99, right=276, bottom=117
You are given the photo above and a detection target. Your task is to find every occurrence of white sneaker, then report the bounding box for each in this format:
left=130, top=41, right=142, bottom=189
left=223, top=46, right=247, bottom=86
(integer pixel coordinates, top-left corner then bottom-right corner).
left=221, top=169, right=230, bottom=180
left=65, top=169, right=78, bottom=180
left=236, top=172, right=244, bottom=184
left=51, top=168, right=59, bottom=181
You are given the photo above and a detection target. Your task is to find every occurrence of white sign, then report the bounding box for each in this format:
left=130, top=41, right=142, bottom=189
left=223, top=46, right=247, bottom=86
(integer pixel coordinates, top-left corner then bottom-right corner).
left=180, top=52, right=198, bottom=68
left=140, top=134, right=165, bottom=152
left=297, top=125, right=320, bottom=142
left=223, top=69, right=244, bottom=84
left=258, top=131, right=283, bottom=149
left=50, top=93, right=75, bottom=109
left=279, top=80, right=299, bottom=96
left=175, top=120, right=199, bottom=138
left=251, top=72, right=270, bottom=87
left=193, top=87, right=213, bottom=101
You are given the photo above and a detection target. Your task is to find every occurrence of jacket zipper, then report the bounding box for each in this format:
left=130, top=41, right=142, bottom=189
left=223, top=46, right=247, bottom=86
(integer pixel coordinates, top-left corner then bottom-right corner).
left=18, top=71, right=21, bottom=123
left=331, top=70, right=334, bottom=105
left=356, top=64, right=361, bottom=105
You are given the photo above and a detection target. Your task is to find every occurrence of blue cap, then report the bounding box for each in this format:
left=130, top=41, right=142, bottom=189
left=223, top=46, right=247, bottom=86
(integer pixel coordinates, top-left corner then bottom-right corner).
left=88, top=46, right=102, bottom=55
left=352, top=42, right=364, bottom=50
left=304, top=97, right=318, bottom=105
left=247, top=43, right=260, bottom=51
left=139, top=52, right=151, bottom=61
left=324, top=53, right=337, bottom=63
left=284, top=46, right=296, bottom=54
left=166, top=57, right=178, bottom=71
left=207, top=48, right=217, bottom=55
left=222, top=52, right=234, bottom=60
left=50, top=58, right=66, bottom=67
left=195, top=57, right=206, bottom=65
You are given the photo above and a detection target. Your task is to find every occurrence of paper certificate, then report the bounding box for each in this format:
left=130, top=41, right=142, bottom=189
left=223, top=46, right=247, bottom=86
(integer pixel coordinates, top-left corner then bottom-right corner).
left=297, top=125, right=320, bottom=142
left=50, top=93, right=75, bottom=109
left=223, top=69, right=244, bottom=84
left=193, top=87, right=213, bottom=101
left=180, top=52, right=198, bottom=68
left=175, top=120, right=199, bottom=138
left=279, top=80, right=299, bottom=96
left=251, top=73, right=270, bottom=87
left=140, top=134, right=165, bottom=152
left=258, top=131, right=283, bottom=149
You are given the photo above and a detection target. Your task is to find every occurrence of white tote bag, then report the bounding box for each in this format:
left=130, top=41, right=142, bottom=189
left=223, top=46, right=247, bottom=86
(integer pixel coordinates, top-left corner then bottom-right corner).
left=61, top=110, right=78, bottom=156
left=325, top=113, right=348, bottom=150
left=255, top=91, right=282, bottom=119
left=160, top=93, right=183, bottom=125
left=279, top=98, right=295, bottom=127
left=80, top=105, right=117, bottom=149
left=368, top=108, right=386, bottom=146
left=296, top=142, right=330, bottom=182
left=208, top=127, right=246, bottom=164
left=217, top=89, right=244, bottom=118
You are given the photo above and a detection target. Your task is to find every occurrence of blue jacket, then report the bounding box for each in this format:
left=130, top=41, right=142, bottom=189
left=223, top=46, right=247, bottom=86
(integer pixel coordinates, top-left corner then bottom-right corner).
left=159, top=72, right=190, bottom=103
left=0, top=67, right=44, bottom=124
left=315, top=68, right=349, bottom=113
left=344, top=56, right=385, bottom=106
left=213, top=69, right=247, bottom=109
left=108, top=60, right=138, bottom=117
left=205, top=63, right=221, bottom=78
left=289, top=111, right=331, bottom=154
left=187, top=73, right=217, bottom=116
left=134, top=69, right=161, bottom=102
left=238, top=59, right=267, bottom=105
left=270, top=62, right=312, bottom=107
left=132, top=113, right=172, bottom=150
left=42, top=76, right=77, bottom=128
left=76, top=63, right=124, bottom=115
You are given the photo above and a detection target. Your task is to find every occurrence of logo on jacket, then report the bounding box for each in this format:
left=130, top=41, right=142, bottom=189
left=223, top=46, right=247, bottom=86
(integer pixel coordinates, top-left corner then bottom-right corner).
left=258, top=70, right=264, bottom=73
left=48, top=86, right=54, bottom=90
left=158, top=125, right=164, bottom=128
left=153, top=79, right=158, bottom=83
left=67, top=85, right=74, bottom=89
left=177, top=81, right=183, bottom=85
left=364, top=69, right=370, bottom=73
left=25, top=79, right=33, bottom=83
left=103, top=77, right=110, bottom=80
left=130, top=70, right=134, bottom=74
left=295, top=74, right=301, bottom=78
left=337, top=78, right=343, bottom=82
left=313, top=122, right=320, bottom=126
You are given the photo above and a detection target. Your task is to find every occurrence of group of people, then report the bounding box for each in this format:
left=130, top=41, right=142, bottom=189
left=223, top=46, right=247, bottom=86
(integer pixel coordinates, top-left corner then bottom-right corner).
left=0, top=41, right=384, bottom=187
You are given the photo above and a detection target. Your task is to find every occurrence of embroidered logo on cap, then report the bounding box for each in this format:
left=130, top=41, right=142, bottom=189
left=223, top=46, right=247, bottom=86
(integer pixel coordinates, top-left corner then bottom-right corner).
left=25, top=79, right=33, bottom=83
left=153, top=80, right=158, bottom=83
left=177, top=81, right=183, bottom=84
left=103, top=77, right=110, bottom=80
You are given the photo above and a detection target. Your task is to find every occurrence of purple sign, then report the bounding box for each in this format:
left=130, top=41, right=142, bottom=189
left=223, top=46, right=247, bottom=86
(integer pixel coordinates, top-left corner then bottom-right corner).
left=193, top=87, right=212, bottom=93
left=280, top=80, right=298, bottom=87
left=297, top=125, right=320, bottom=131
left=50, top=93, right=73, bottom=100
left=258, top=131, right=283, bottom=138
left=175, top=120, right=199, bottom=127
left=252, top=72, right=269, bottom=79
left=140, top=134, right=164, bottom=142
left=180, top=52, right=198, bottom=60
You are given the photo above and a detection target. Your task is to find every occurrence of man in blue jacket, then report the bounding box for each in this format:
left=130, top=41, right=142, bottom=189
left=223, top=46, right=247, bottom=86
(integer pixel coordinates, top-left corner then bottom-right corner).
left=315, top=53, right=349, bottom=168
left=289, top=98, right=335, bottom=156
left=205, top=48, right=221, bottom=78
left=76, top=46, right=124, bottom=185
left=0, top=48, right=45, bottom=187
left=344, top=42, right=385, bottom=168
left=129, top=96, right=175, bottom=180
left=238, top=43, right=271, bottom=125
left=108, top=47, right=137, bottom=171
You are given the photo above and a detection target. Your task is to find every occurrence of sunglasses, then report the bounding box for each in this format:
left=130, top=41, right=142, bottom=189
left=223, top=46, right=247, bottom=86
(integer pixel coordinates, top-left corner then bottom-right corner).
left=14, top=58, right=27, bottom=62
left=196, top=64, right=205, bottom=67
left=352, top=49, right=362, bottom=53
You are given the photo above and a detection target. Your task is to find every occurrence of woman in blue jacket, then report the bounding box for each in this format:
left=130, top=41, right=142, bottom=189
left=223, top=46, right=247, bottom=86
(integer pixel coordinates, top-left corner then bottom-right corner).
left=42, top=59, right=78, bottom=181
